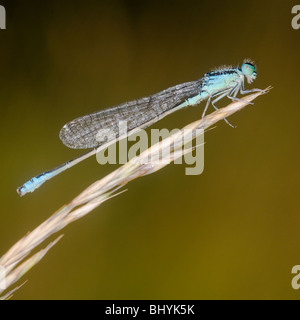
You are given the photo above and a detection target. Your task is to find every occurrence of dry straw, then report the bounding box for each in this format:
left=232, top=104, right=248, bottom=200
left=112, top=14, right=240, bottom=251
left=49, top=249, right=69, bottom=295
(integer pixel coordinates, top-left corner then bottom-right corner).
left=0, top=87, right=271, bottom=298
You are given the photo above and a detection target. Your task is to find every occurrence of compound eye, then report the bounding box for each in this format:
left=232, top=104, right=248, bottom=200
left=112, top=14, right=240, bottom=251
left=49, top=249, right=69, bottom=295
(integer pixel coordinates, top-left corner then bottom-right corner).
left=242, top=63, right=256, bottom=76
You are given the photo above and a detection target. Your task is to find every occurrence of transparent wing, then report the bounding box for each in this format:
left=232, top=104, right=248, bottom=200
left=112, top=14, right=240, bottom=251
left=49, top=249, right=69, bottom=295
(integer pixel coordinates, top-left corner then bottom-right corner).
left=59, top=80, right=202, bottom=149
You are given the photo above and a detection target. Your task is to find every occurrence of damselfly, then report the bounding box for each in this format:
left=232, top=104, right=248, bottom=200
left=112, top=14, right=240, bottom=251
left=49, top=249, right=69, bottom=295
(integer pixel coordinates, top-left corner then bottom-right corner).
left=17, top=59, right=262, bottom=196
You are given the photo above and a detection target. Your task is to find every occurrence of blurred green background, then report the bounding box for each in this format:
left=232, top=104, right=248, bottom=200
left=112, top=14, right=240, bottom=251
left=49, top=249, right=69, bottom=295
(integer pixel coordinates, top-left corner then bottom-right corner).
left=0, top=0, right=299, bottom=299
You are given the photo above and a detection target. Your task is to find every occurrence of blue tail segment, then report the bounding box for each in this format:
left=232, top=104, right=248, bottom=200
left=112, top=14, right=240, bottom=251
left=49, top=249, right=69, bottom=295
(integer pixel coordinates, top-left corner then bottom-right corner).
left=17, top=170, right=60, bottom=196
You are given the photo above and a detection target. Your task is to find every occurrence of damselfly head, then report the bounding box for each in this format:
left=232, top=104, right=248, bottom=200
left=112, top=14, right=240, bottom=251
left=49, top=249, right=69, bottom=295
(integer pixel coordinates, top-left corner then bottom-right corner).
left=241, top=61, right=257, bottom=84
